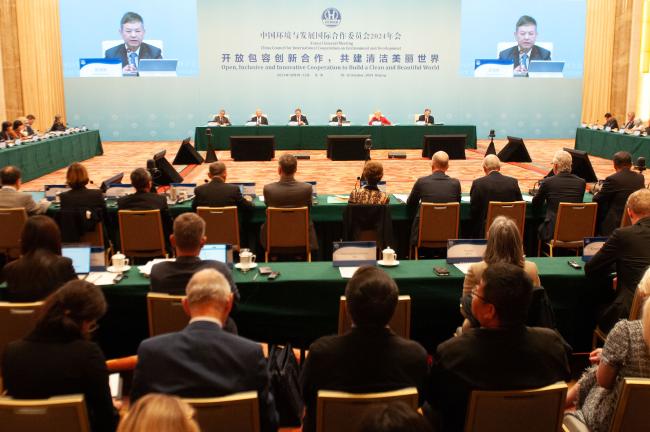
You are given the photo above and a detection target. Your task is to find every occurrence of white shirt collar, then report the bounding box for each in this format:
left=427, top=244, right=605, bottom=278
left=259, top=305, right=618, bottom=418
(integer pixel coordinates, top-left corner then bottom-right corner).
left=189, top=316, right=222, bottom=327
left=125, top=44, right=141, bottom=57
left=1, top=185, right=17, bottom=191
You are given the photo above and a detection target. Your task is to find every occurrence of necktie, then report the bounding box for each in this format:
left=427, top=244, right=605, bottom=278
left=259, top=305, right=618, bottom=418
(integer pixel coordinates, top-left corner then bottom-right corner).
left=129, top=52, right=138, bottom=68
left=521, top=53, right=528, bottom=70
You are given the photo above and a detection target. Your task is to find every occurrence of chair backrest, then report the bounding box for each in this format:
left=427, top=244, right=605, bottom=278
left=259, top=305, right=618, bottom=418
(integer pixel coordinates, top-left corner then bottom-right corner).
left=0, top=208, right=27, bottom=251
left=118, top=210, right=166, bottom=258
left=610, top=377, right=650, bottom=432
left=184, top=391, right=260, bottom=432
left=338, top=295, right=411, bottom=339
left=464, top=382, right=567, bottom=432
left=316, top=387, right=418, bottom=432
left=343, top=205, right=393, bottom=250
left=79, top=221, right=105, bottom=248
left=266, top=206, right=310, bottom=251
left=196, top=206, right=240, bottom=248
left=418, top=203, right=460, bottom=247
left=0, top=394, right=90, bottom=432
left=552, top=203, right=598, bottom=243
left=0, top=301, right=44, bottom=372
left=101, top=39, right=163, bottom=55
left=146, top=293, right=189, bottom=337
left=485, top=201, right=526, bottom=239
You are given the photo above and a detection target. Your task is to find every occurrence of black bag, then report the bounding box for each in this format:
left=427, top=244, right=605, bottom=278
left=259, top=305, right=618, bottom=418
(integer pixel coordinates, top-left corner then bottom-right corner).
left=267, top=344, right=303, bottom=427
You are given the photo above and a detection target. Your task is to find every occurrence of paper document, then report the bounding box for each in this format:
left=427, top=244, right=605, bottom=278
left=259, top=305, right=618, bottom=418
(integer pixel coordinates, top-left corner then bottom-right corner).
left=461, top=196, right=471, bottom=203
left=393, top=194, right=408, bottom=203
left=109, top=373, right=123, bottom=399
left=338, top=267, right=359, bottom=278
left=453, top=262, right=473, bottom=275
left=327, top=195, right=349, bottom=204
left=85, top=272, right=119, bottom=286
left=522, top=194, right=533, bottom=203
left=138, top=258, right=174, bottom=276
left=258, top=196, right=265, bottom=202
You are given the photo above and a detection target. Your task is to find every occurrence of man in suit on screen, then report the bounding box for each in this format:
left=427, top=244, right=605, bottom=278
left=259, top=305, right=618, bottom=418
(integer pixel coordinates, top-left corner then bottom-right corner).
left=289, top=108, right=309, bottom=125
left=498, top=15, right=551, bottom=76
left=249, top=109, right=269, bottom=125
left=330, top=109, right=347, bottom=124
left=105, top=12, right=162, bottom=75
left=417, top=108, right=435, bottom=124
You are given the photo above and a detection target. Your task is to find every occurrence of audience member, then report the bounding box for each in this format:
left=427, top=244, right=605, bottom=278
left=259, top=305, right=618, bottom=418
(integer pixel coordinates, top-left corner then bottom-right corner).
left=2, top=215, right=76, bottom=301
left=0, top=165, right=50, bottom=214
left=603, top=113, right=618, bottom=130
left=428, top=263, right=571, bottom=432
left=262, top=153, right=317, bottom=253
left=623, top=111, right=642, bottom=130
left=359, top=401, right=434, bottom=432
left=406, top=151, right=461, bottom=246
left=369, top=110, right=392, bottom=126
left=117, top=394, right=199, bottom=432
left=349, top=161, right=389, bottom=205
left=592, top=151, right=645, bottom=236
left=212, top=109, right=231, bottom=126
left=532, top=150, right=585, bottom=242
left=2, top=280, right=119, bottom=432
left=192, top=161, right=253, bottom=211
left=585, top=188, right=650, bottom=333
left=459, top=216, right=540, bottom=329
left=50, top=114, right=67, bottom=132
left=300, top=266, right=428, bottom=432
left=0, top=121, right=11, bottom=140
left=565, top=299, right=650, bottom=431
left=469, top=155, right=522, bottom=237
left=25, top=114, right=36, bottom=135
left=130, top=268, right=278, bottom=431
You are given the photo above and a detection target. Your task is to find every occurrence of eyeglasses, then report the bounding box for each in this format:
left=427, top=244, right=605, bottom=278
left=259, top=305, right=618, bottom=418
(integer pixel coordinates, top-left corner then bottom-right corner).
left=471, top=286, right=491, bottom=304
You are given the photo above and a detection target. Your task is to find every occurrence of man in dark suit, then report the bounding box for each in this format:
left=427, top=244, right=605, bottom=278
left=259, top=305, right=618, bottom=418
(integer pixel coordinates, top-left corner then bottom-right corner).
left=289, top=108, right=309, bottom=125
left=25, top=114, right=36, bottom=136
left=117, top=167, right=173, bottom=253
left=130, top=268, right=278, bottom=432
left=585, top=188, right=650, bottom=332
left=417, top=108, right=434, bottom=124
left=330, top=109, right=347, bottom=123
left=470, top=155, right=523, bottom=237
left=104, top=12, right=162, bottom=75
left=603, top=112, right=619, bottom=130
left=593, top=151, right=645, bottom=236
left=0, top=165, right=50, bottom=214
left=192, top=162, right=253, bottom=211
left=262, top=154, right=318, bottom=254
left=212, top=109, right=231, bottom=126
left=250, top=108, right=269, bottom=125
left=498, top=15, right=551, bottom=75
left=406, top=151, right=462, bottom=246
left=300, top=266, right=428, bottom=432
left=428, top=263, right=571, bottom=432
left=623, top=111, right=642, bottom=130
left=531, top=150, right=586, bottom=242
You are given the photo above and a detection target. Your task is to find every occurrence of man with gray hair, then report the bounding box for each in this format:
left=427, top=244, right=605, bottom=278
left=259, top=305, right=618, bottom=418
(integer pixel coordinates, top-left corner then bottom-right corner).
left=131, top=268, right=278, bottom=431
left=407, top=151, right=461, bottom=247
left=469, top=154, right=522, bottom=237
left=532, top=150, right=585, bottom=242
left=192, top=161, right=253, bottom=211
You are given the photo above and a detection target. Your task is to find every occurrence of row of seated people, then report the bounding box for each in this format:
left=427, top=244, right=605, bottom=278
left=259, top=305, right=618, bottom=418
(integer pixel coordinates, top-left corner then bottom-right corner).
left=601, top=111, right=650, bottom=134
left=0, top=114, right=67, bottom=141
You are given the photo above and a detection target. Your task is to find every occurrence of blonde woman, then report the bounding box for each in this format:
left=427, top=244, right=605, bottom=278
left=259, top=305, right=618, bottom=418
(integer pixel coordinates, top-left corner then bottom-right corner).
left=117, top=394, right=199, bottom=432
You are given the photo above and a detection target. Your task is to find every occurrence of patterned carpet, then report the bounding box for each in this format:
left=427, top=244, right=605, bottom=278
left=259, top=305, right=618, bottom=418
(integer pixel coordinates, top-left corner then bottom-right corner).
left=22, top=139, right=649, bottom=193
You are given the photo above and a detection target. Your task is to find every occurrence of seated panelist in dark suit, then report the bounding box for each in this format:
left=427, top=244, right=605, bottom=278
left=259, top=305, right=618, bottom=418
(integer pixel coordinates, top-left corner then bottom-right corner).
left=212, top=109, right=231, bottom=126
left=593, top=151, right=645, bottom=236
left=131, top=268, right=278, bottom=432
left=531, top=150, right=586, bottom=242
left=300, top=267, right=428, bottom=432
left=603, top=112, right=619, bottom=130
left=406, top=151, right=461, bottom=246
left=498, top=15, right=551, bottom=75
left=2, top=280, right=119, bottom=432
left=289, top=107, right=309, bottom=125
left=250, top=108, right=269, bottom=125
left=59, top=162, right=107, bottom=242
left=104, top=12, right=162, bottom=75
left=330, top=108, right=347, bottom=123
left=470, top=155, right=523, bottom=238
left=50, top=114, right=67, bottom=132
left=417, top=108, right=435, bottom=124
left=192, top=162, right=253, bottom=211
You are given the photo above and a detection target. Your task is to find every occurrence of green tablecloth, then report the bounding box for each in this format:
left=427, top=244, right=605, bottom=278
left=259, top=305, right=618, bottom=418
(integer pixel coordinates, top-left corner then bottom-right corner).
left=194, top=125, right=477, bottom=151
left=0, top=131, right=103, bottom=182
left=575, top=127, right=650, bottom=161
left=95, top=257, right=593, bottom=358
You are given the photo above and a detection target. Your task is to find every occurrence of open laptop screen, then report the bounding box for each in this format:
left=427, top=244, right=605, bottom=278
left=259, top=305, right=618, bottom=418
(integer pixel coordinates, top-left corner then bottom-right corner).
left=199, top=244, right=233, bottom=267
left=62, top=246, right=91, bottom=274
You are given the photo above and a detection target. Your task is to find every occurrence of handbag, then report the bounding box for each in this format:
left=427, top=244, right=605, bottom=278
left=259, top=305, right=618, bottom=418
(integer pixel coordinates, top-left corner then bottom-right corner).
left=267, top=344, right=303, bottom=427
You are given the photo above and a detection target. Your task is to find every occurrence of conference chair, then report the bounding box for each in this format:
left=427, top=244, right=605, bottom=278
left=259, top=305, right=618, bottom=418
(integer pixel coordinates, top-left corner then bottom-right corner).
left=184, top=391, right=260, bottom=432
left=196, top=206, right=240, bottom=250
left=100, top=40, right=163, bottom=56
left=538, top=203, right=598, bottom=257
left=412, top=202, right=460, bottom=259
left=0, top=208, right=27, bottom=257
left=0, top=394, right=90, bottom=432
left=338, top=295, right=411, bottom=339
left=316, top=387, right=418, bottom=432
left=265, top=207, right=311, bottom=262
left=485, top=201, right=526, bottom=239
left=342, top=204, right=394, bottom=252
left=146, top=293, right=189, bottom=337
left=496, top=42, right=554, bottom=58
left=118, top=209, right=167, bottom=259
left=464, top=382, right=567, bottom=432
left=592, top=283, right=645, bottom=348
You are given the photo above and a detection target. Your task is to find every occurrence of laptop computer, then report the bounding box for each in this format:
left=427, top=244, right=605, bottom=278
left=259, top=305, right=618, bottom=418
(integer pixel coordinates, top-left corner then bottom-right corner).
left=199, top=244, right=234, bottom=268
left=138, top=59, right=178, bottom=77
left=528, top=61, right=565, bottom=78
left=231, top=182, right=256, bottom=198
left=105, top=184, right=135, bottom=200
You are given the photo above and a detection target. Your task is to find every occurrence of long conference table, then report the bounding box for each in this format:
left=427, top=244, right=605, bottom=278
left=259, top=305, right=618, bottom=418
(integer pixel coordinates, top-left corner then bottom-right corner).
left=194, top=125, right=478, bottom=151
left=0, top=130, right=103, bottom=182
left=575, top=127, right=650, bottom=161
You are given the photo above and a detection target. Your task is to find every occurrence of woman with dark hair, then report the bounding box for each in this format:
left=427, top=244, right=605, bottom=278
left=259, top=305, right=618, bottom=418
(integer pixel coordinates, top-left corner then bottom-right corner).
left=12, top=119, right=26, bottom=137
left=50, top=114, right=67, bottom=132
left=1, top=120, right=16, bottom=140
left=59, top=162, right=107, bottom=242
left=1, top=215, right=76, bottom=301
left=349, top=161, right=390, bottom=205
left=2, top=280, right=119, bottom=432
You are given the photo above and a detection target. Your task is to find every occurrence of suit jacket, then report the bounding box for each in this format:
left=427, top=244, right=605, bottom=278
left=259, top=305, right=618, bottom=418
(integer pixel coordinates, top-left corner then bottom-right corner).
left=429, top=326, right=571, bottom=432
left=584, top=217, right=650, bottom=332
left=2, top=336, right=118, bottom=432
left=593, top=169, right=645, bottom=235
left=104, top=42, right=162, bottom=67
left=469, top=171, right=522, bottom=237
left=59, top=187, right=108, bottom=242
left=130, top=320, right=278, bottom=432
left=249, top=116, right=269, bottom=125
left=498, top=45, right=551, bottom=69
left=531, top=172, right=585, bottom=242
left=117, top=191, right=173, bottom=250
left=604, top=118, right=619, bottom=129
left=624, top=118, right=642, bottom=129
left=262, top=178, right=317, bottom=250
left=0, top=186, right=48, bottom=215
left=417, top=114, right=435, bottom=124
left=300, top=327, right=428, bottom=432
left=330, top=115, right=347, bottom=123
left=406, top=171, right=462, bottom=245
left=192, top=179, right=253, bottom=212
left=212, top=115, right=231, bottom=126
left=2, top=250, right=77, bottom=302
left=25, top=125, right=35, bottom=136
left=50, top=121, right=67, bottom=132
left=289, top=114, right=309, bottom=125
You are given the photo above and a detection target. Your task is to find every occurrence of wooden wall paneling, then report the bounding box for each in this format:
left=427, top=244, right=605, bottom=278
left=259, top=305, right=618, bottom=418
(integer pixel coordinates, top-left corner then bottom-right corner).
left=0, top=0, right=25, bottom=122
